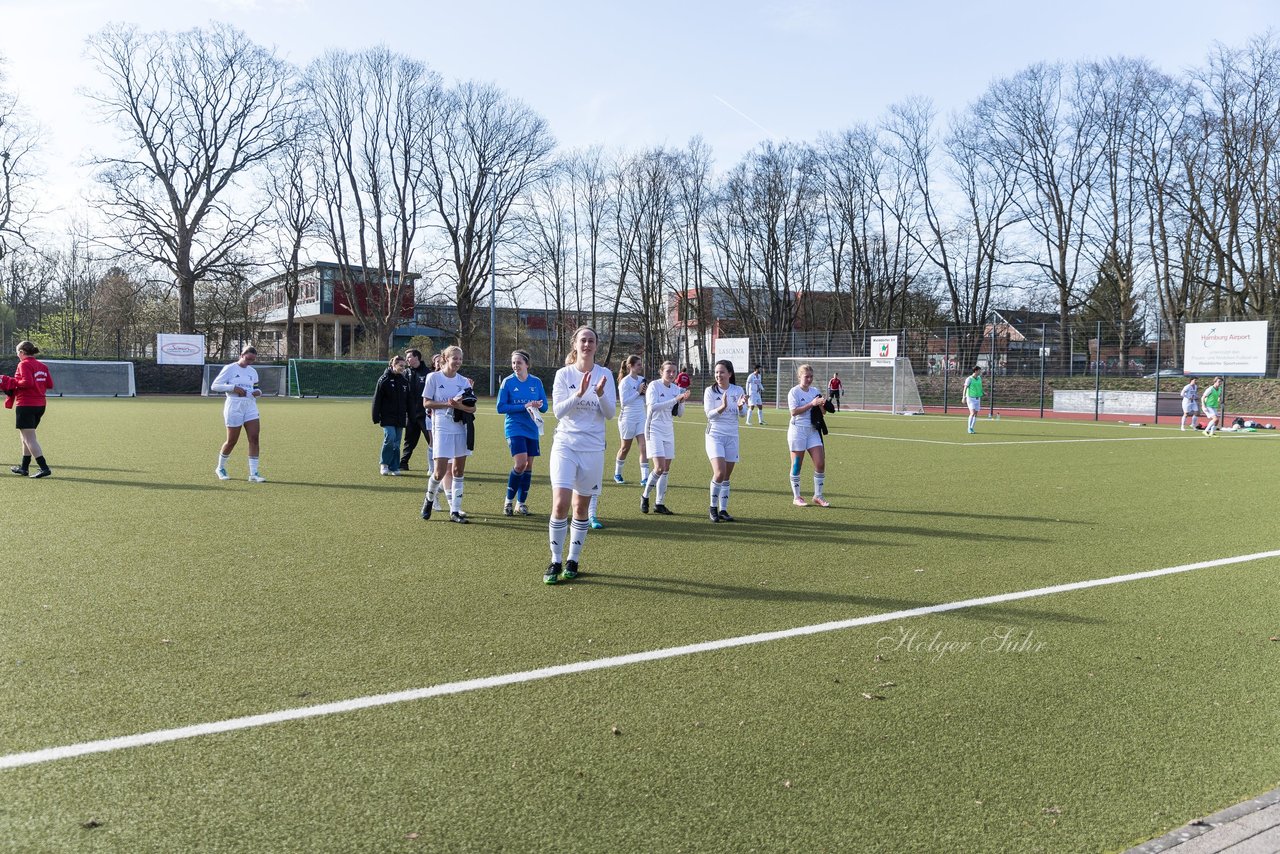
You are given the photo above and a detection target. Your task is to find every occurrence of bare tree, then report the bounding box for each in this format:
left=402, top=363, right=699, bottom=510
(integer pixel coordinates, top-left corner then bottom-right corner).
left=306, top=47, right=439, bottom=358
left=0, top=55, right=40, bottom=267
left=85, top=23, right=296, bottom=334
left=264, top=120, right=320, bottom=358
left=424, top=81, right=555, bottom=354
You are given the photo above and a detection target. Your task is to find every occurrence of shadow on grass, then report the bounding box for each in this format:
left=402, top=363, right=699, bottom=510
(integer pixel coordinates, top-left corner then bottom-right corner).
left=576, top=573, right=1101, bottom=625
left=581, top=514, right=1053, bottom=545
left=35, top=465, right=141, bottom=473
left=62, top=476, right=225, bottom=492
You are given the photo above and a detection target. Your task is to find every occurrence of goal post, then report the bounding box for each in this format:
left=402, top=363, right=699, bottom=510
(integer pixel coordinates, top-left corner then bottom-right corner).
left=201, top=363, right=288, bottom=397
left=45, top=360, right=137, bottom=397
left=775, top=357, right=923, bottom=415
left=287, top=358, right=387, bottom=397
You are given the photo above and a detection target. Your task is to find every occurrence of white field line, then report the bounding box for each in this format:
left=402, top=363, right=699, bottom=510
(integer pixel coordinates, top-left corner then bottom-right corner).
left=3, top=549, right=1279, bottom=772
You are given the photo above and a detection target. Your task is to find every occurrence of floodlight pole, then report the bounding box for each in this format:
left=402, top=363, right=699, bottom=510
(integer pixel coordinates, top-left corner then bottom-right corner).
left=488, top=175, right=498, bottom=398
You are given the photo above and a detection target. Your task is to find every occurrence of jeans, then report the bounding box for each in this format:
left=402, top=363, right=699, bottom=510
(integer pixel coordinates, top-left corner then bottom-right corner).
left=381, top=426, right=403, bottom=470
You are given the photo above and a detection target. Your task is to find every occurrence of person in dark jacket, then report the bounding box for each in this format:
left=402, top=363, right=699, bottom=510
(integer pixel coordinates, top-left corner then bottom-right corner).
left=400, top=349, right=430, bottom=471
left=372, top=355, right=410, bottom=476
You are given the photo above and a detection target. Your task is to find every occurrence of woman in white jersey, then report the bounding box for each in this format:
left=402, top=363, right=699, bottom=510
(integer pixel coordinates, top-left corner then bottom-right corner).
left=544, top=326, right=617, bottom=585
left=640, top=360, right=690, bottom=515
left=210, top=345, right=266, bottom=483
left=613, top=355, right=649, bottom=486
left=1180, top=377, right=1199, bottom=431
left=787, top=364, right=829, bottom=507
left=704, top=360, right=747, bottom=522
left=419, top=346, right=477, bottom=524
left=745, top=365, right=766, bottom=425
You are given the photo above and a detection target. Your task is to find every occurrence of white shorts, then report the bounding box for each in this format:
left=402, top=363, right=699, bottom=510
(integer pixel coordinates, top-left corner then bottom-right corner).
left=647, top=429, right=676, bottom=460
left=749, top=390, right=763, bottom=406
left=433, top=431, right=472, bottom=460
left=224, top=400, right=260, bottom=428
left=1182, top=401, right=1199, bottom=415
left=1204, top=405, right=1218, bottom=418
left=549, top=445, right=603, bottom=495
left=966, top=396, right=982, bottom=413
left=618, top=413, right=645, bottom=441
left=788, top=424, right=823, bottom=452
left=705, top=433, right=740, bottom=463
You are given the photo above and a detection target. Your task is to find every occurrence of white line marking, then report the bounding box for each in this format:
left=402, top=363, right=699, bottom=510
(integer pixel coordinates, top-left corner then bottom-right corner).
left=4, top=548, right=1278, bottom=771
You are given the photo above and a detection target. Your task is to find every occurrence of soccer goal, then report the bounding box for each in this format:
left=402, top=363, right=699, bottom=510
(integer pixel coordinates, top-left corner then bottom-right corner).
left=287, top=359, right=387, bottom=397
left=201, top=363, right=288, bottom=397
left=45, top=360, right=137, bottom=397
left=775, top=357, right=923, bottom=415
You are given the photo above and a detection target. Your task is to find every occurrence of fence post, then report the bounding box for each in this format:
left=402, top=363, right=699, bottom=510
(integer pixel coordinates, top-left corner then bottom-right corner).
left=1153, top=312, right=1162, bottom=424
left=1093, top=320, right=1102, bottom=421
left=1039, top=323, right=1046, bottom=418
left=943, top=326, right=950, bottom=414
left=989, top=319, right=997, bottom=418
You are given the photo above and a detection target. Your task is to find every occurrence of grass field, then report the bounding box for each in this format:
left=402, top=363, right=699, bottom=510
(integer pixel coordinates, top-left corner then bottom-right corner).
left=2, top=397, right=1279, bottom=853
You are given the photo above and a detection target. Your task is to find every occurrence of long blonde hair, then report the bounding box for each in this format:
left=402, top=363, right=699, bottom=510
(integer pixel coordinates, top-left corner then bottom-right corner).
left=565, top=326, right=598, bottom=366
left=618, top=354, right=641, bottom=386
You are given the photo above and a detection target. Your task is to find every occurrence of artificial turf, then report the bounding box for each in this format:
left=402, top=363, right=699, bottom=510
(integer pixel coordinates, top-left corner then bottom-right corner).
left=1, top=398, right=1278, bottom=852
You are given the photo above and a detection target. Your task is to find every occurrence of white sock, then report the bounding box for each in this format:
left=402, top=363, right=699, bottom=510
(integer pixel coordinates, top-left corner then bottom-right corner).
left=549, top=517, right=568, bottom=563
left=450, top=477, right=464, bottom=512
left=589, top=492, right=599, bottom=518
left=709, top=479, right=720, bottom=506
left=719, top=481, right=730, bottom=511
left=567, top=518, right=590, bottom=562
left=814, top=473, right=825, bottom=499
left=642, top=474, right=653, bottom=498
left=614, top=459, right=625, bottom=478
left=656, top=473, right=669, bottom=503
left=790, top=474, right=802, bottom=499
left=248, top=457, right=259, bottom=476
left=218, top=453, right=230, bottom=469
left=426, top=476, right=440, bottom=500
left=968, top=413, right=977, bottom=430
left=640, top=461, right=650, bottom=482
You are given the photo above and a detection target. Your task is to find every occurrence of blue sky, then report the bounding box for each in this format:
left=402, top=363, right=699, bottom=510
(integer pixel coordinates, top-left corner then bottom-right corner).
left=0, top=0, right=1275, bottom=219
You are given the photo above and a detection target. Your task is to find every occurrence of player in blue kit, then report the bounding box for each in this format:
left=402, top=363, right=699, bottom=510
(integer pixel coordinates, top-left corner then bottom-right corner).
left=497, top=349, right=549, bottom=516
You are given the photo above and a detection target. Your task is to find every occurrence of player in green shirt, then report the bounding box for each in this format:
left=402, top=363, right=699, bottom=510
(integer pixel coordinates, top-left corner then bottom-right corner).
left=1200, top=377, right=1223, bottom=436
left=964, top=367, right=983, bottom=433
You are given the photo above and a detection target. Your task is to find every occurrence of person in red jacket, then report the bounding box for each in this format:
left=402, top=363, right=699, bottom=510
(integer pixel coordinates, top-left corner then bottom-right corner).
left=2, top=340, right=54, bottom=478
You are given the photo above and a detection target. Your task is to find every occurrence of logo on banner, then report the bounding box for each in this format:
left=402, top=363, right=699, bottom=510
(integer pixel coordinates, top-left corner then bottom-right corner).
left=161, top=342, right=202, bottom=357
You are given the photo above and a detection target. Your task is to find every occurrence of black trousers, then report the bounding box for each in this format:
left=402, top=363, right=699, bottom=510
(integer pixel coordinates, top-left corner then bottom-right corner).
left=401, top=410, right=429, bottom=467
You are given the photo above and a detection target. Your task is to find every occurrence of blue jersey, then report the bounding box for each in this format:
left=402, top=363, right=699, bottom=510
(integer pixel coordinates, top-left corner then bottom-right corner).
left=496, top=373, right=549, bottom=440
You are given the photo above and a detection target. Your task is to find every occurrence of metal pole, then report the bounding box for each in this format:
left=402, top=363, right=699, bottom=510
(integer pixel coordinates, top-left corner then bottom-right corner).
left=942, top=326, right=950, bottom=414
left=489, top=176, right=498, bottom=398
left=988, top=319, right=996, bottom=418
left=1093, top=320, right=1102, bottom=421
left=1153, top=312, right=1162, bottom=424
left=1039, top=323, right=1046, bottom=418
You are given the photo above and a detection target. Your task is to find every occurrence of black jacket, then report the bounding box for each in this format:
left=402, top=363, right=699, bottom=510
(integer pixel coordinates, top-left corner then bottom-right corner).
left=453, top=386, right=478, bottom=450
left=809, top=396, right=836, bottom=436
left=405, top=362, right=428, bottom=415
left=372, top=369, right=411, bottom=428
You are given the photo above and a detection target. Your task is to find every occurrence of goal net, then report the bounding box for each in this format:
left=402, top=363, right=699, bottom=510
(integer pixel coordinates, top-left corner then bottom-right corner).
left=201, top=363, right=288, bottom=397
left=287, top=359, right=387, bottom=397
left=46, top=360, right=136, bottom=397
left=775, top=357, right=923, bottom=414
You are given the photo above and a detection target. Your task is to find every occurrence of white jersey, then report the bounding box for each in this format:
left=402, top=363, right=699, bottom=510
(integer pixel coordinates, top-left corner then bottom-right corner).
left=645, top=380, right=685, bottom=437
left=1181, top=383, right=1198, bottom=403
left=423, top=371, right=472, bottom=437
left=551, top=364, right=617, bottom=454
left=746, top=373, right=764, bottom=397
left=704, top=383, right=746, bottom=439
left=210, top=362, right=261, bottom=419
left=618, top=374, right=647, bottom=421
left=788, top=385, right=822, bottom=427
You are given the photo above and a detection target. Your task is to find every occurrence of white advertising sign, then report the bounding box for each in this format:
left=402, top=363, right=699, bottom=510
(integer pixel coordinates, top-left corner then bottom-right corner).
left=157, top=333, right=206, bottom=365
left=1183, top=321, right=1268, bottom=376
left=870, top=335, right=898, bottom=367
left=714, top=337, right=750, bottom=376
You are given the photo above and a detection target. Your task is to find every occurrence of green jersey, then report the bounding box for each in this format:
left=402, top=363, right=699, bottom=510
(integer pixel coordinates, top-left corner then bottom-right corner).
left=1205, top=385, right=1221, bottom=408
left=964, top=375, right=983, bottom=398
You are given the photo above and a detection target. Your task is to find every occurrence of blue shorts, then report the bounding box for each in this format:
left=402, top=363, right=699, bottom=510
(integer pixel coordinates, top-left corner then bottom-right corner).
left=507, top=435, right=541, bottom=458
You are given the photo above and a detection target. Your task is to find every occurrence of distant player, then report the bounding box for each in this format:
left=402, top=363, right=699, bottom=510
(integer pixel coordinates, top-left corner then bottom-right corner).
left=1201, top=377, right=1223, bottom=437
left=745, top=365, right=766, bottom=425
left=641, top=360, right=691, bottom=515
left=1180, top=377, right=1199, bottom=431
left=419, top=346, right=477, bottom=523
left=964, top=366, right=983, bottom=434
left=210, top=345, right=266, bottom=483
left=827, top=372, right=842, bottom=411
left=703, top=360, right=747, bottom=522
left=400, top=349, right=431, bottom=471
left=544, top=325, right=617, bottom=584
left=787, top=364, right=829, bottom=507
left=497, top=349, right=548, bottom=517
left=3, top=340, right=54, bottom=478
left=614, top=355, right=649, bottom=488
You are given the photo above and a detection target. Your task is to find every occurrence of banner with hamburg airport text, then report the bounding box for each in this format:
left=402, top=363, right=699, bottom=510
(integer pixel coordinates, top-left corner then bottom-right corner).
left=157, top=333, right=206, bottom=365
left=1183, top=322, right=1268, bottom=376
